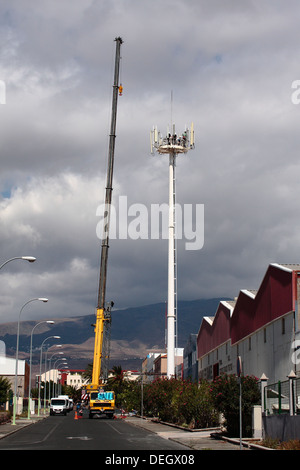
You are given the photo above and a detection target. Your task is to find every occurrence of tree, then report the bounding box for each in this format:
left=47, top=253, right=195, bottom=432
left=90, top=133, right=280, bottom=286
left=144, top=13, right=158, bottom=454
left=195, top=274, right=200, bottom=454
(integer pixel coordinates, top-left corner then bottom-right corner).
left=0, top=377, right=11, bottom=406
left=107, top=366, right=125, bottom=393
left=82, top=363, right=93, bottom=382
left=63, top=385, right=82, bottom=402
left=106, top=366, right=127, bottom=407
left=122, top=380, right=141, bottom=413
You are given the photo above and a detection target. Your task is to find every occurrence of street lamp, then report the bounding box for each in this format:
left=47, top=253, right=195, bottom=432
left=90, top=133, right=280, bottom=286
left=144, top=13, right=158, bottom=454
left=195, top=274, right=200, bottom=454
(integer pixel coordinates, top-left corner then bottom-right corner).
left=12, top=297, right=49, bottom=425
left=48, top=351, right=64, bottom=406
left=44, top=343, right=62, bottom=414
left=0, top=256, right=36, bottom=270
left=55, top=362, right=68, bottom=396
left=37, top=336, right=61, bottom=416
left=57, top=366, right=69, bottom=396
left=27, top=320, right=55, bottom=420
left=52, top=356, right=66, bottom=397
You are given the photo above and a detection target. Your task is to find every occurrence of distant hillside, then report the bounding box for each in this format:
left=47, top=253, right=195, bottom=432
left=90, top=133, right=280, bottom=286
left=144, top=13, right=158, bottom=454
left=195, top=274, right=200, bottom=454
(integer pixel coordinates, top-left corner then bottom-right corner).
left=0, top=298, right=229, bottom=369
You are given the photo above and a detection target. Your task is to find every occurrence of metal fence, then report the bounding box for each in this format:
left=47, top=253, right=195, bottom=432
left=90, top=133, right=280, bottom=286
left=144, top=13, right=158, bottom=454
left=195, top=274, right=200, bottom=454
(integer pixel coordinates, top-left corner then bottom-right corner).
left=264, top=376, right=300, bottom=415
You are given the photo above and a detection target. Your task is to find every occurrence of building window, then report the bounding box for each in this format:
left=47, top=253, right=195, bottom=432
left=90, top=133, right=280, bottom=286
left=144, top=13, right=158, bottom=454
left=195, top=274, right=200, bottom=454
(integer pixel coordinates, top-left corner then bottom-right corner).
left=282, top=317, right=285, bottom=335
left=263, top=328, right=267, bottom=343
left=248, top=337, right=251, bottom=351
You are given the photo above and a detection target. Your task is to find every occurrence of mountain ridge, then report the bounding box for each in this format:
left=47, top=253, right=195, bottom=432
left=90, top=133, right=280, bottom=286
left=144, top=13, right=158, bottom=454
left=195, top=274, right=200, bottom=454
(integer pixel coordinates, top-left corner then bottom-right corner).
left=0, top=298, right=230, bottom=369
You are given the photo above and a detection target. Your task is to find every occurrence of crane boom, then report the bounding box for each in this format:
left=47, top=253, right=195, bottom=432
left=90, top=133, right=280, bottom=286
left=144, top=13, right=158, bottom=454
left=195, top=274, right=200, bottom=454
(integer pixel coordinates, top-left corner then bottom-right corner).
left=88, top=37, right=123, bottom=391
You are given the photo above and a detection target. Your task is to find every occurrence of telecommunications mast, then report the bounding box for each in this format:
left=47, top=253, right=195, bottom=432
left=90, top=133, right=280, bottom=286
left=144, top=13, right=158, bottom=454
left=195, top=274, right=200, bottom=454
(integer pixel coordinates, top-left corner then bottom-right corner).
left=150, top=121, right=195, bottom=378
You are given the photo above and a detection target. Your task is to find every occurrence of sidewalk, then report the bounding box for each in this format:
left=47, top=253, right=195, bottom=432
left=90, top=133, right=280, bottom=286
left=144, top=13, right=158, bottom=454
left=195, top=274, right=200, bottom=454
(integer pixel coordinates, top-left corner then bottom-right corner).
left=125, top=416, right=269, bottom=450
left=0, top=415, right=48, bottom=440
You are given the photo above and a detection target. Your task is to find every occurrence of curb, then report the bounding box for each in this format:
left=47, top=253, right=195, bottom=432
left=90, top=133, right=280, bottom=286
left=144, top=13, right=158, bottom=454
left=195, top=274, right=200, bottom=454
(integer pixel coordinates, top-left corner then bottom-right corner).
left=210, top=432, right=273, bottom=450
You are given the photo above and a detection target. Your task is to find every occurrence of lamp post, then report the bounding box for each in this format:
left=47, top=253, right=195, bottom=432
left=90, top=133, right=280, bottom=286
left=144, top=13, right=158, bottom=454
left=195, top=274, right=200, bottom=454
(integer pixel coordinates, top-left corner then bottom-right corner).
left=59, top=364, right=70, bottom=393
left=52, top=356, right=66, bottom=397
left=27, top=320, right=54, bottom=420
left=48, top=351, right=64, bottom=406
left=0, top=256, right=36, bottom=270
left=44, top=343, right=62, bottom=414
left=12, top=297, right=48, bottom=425
left=37, top=336, right=60, bottom=416
left=54, top=362, right=68, bottom=396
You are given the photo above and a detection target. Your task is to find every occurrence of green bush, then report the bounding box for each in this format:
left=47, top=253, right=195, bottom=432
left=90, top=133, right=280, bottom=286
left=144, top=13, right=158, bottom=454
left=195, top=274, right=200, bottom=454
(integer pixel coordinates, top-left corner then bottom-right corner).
left=0, top=411, right=10, bottom=424
left=143, top=378, right=218, bottom=428
left=143, top=377, right=177, bottom=422
left=261, top=437, right=300, bottom=450
left=278, top=439, right=300, bottom=450
left=0, top=377, right=11, bottom=405
left=176, top=379, right=219, bottom=428
left=210, top=373, right=260, bottom=437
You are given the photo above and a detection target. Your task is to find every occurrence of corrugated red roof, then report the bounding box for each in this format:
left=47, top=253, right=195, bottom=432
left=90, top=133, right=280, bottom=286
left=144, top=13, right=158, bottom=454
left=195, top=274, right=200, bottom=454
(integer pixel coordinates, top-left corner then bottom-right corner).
left=197, top=263, right=299, bottom=357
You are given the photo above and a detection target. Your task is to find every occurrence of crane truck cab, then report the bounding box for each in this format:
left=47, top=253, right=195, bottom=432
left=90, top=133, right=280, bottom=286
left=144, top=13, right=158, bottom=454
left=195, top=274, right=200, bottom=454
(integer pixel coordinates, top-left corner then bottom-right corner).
left=88, top=389, right=115, bottom=419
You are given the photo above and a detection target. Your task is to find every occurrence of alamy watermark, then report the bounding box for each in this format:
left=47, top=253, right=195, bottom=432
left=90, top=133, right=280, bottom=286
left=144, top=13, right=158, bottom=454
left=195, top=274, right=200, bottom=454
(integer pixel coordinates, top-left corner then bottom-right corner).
left=291, top=340, right=300, bottom=365
left=291, top=80, right=300, bottom=104
left=96, top=196, right=204, bottom=251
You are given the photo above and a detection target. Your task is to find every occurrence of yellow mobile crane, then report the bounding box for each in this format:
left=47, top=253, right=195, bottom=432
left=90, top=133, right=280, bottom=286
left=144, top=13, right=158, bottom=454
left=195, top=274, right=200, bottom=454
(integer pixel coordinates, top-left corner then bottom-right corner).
left=84, top=37, right=123, bottom=419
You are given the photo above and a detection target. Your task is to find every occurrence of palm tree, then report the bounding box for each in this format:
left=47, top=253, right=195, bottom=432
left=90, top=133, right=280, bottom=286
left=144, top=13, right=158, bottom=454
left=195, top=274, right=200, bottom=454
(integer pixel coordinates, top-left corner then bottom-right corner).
left=107, top=365, right=125, bottom=394
left=82, top=363, right=93, bottom=382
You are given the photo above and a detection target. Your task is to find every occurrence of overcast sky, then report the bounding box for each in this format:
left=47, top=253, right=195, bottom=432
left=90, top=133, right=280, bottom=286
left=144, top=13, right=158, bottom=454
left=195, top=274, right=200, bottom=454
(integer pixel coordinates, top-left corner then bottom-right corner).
left=1, top=0, right=300, bottom=323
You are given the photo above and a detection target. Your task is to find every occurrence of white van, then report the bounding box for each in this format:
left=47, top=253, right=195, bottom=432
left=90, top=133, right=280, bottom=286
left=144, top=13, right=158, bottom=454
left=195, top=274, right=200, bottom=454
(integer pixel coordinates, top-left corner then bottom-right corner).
left=50, top=397, right=68, bottom=416
left=58, top=395, right=73, bottom=411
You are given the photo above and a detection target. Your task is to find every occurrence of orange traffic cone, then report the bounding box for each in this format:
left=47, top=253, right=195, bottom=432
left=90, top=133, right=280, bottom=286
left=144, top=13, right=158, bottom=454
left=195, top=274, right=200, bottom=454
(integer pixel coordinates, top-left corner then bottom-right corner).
left=74, top=411, right=78, bottom=420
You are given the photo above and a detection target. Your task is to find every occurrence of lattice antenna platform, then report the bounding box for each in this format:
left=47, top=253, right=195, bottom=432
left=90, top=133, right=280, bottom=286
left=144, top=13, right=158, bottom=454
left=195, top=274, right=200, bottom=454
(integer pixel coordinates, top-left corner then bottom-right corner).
left=150, top=123, right=194, bottom=155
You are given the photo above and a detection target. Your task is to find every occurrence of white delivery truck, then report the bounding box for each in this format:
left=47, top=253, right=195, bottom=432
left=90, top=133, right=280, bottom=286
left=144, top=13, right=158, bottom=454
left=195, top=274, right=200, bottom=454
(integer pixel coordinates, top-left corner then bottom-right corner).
left=50, top=397, right=68, bottom=416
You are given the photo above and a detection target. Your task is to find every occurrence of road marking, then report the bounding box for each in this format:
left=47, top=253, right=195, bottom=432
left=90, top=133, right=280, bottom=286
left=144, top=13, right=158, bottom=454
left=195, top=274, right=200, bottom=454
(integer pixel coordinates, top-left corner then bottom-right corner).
left=66, top=436, right=93, bottom=441
left=106, top=422, right=123, bottom=434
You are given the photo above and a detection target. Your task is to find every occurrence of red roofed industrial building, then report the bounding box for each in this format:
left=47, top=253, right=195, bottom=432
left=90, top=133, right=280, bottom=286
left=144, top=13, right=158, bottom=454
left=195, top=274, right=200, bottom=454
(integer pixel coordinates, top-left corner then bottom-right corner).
left=197, top=263, right=300, bottom=384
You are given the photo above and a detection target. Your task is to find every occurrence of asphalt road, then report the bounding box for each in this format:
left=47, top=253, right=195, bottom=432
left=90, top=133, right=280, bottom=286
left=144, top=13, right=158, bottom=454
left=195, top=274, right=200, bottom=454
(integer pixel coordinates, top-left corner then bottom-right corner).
left=0, top=410, right=191, bottom=452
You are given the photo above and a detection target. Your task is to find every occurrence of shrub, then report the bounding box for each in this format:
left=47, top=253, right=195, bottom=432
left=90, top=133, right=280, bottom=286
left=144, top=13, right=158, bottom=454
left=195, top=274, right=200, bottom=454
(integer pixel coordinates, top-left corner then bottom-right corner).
left=176, top=379, right=218, bottom=428
left=0, top=411, right=10, bottom=424
left=261, top=437, right=300, bottom=450
left=261, top=436, right=280, bottom=449
left=278, top=439, right=300, bottom=450
left=143, top=378, right=218, bottom=428
left=143, top=378, right=177, bottom=422
left=210, top=373, right=260, bottom=437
